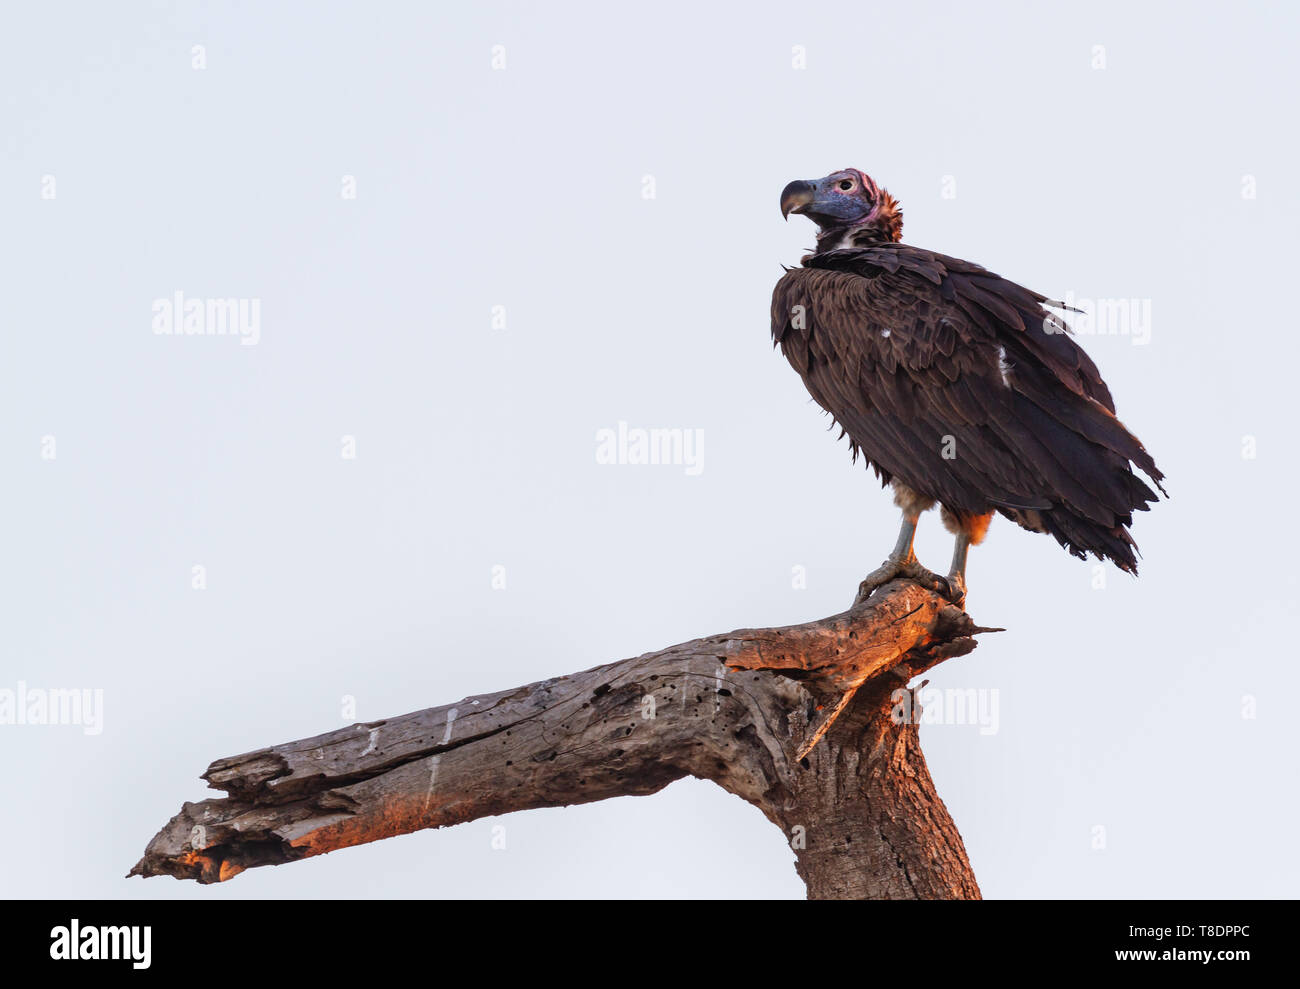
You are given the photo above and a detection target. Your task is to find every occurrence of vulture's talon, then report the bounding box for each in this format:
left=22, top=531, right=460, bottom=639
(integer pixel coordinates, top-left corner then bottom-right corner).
left=942, top=573, right=968, bottom=610
left=854, top=560, right=904, bottom=606
left=855, top=557, right=958, bottom=607
left=907, top=564, right=955, bottom=600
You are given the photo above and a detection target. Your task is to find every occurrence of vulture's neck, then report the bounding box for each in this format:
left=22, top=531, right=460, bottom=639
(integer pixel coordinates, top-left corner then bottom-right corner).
left=815, top=226, right=892, bottom=253
left=813, top=191, right=904, bottom=255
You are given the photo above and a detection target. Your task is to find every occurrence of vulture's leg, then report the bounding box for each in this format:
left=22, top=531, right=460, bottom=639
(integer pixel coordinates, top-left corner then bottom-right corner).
left=945, top=532, right=972, bottom=608
left=855, top=512, right=919, bottom=605
left=889, top=513, right=919, bottom=564
left=854, top=484, right=953, bottom=606
left=939, top=509, right=994, bottom=609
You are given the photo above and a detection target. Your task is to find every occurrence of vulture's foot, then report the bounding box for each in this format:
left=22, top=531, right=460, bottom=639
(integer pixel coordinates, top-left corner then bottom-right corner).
left=854, top=557, right=953, bottom=607
left=854, top=560, right=902, bottom=605
left=941, top=571, right=968, bottom=610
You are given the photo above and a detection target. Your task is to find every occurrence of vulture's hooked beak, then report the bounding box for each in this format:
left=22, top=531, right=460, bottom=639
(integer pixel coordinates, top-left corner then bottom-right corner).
left=780, top=179, right=817, bottom=220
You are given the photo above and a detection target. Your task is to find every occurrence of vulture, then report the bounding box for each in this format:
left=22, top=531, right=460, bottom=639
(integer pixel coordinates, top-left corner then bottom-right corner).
left=774, top=168, right=1165, bottom=605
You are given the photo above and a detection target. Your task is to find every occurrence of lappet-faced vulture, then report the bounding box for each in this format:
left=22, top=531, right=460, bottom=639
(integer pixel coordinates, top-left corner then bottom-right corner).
left=774, top=168, right=1165, bottom=605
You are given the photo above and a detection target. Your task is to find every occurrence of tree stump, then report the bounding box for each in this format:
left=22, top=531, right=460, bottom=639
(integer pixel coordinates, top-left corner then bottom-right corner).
left=131, top=578, right=996, bottom=898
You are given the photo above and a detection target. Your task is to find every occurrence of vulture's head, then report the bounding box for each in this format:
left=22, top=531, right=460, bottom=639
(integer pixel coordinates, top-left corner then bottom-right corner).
left=780, top=168, right=903, bottom=251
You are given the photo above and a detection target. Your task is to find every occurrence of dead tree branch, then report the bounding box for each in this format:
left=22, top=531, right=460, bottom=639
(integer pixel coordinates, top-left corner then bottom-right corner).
left=131, top=579, right=998, bottom=898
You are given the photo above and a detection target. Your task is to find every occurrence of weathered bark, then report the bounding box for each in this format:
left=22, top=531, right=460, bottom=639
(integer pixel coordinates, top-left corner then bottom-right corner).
left=131, top=578, right=996, bottom=898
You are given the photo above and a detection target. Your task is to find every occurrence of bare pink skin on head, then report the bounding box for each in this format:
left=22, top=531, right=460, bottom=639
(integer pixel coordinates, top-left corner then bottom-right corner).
left=780, top=168, right=904, bottom=252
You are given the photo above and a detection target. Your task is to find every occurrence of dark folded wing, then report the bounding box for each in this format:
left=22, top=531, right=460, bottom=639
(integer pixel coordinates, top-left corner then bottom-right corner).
left=770, top=245, right=1165, bottom=568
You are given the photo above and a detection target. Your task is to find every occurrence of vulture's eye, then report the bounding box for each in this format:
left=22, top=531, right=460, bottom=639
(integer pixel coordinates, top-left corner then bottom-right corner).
left=838, top=179, right=854, bottom=191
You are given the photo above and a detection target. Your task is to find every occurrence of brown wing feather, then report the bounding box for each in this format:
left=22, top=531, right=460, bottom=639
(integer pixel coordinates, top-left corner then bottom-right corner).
left=771, top=246, right=1165, bottom=570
